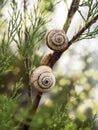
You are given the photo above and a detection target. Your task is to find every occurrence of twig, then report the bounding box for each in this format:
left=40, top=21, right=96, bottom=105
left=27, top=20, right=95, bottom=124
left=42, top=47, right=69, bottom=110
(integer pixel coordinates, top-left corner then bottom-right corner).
left=25, top=57, right=32, bottom=99
left=24, top=0, right=32, bottom=99
left=21, top=92, right=42, bottom=130
left=69, top=13, right=98, bottom=44
left=63, top=0, right=81, bottom=32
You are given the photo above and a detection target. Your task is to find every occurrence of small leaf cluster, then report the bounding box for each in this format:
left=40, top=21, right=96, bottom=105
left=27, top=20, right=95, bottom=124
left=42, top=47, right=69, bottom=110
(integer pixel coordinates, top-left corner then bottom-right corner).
left=0, top=38, right=12, bottom=76
left=77, top=0, right=98, bottom=41
left=0, top=2, right=13, bottom=76
left=46, top=104, right=77, bottom=130
left=8, top=0, right=56, bottom=70
left=0, top=95, right=18, bottom=130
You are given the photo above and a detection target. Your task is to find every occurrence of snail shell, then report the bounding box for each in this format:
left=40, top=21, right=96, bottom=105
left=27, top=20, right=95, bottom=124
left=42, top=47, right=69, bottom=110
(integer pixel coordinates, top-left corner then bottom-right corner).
left=40, top=53, right=53, bottom=65
left=46, top=29, right=68, bottom=52
left=31, top=66, right=55, bottom=93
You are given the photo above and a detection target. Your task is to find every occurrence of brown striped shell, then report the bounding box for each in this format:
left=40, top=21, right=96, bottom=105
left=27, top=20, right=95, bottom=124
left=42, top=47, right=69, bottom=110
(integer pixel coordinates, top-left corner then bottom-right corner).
left=31, top=66, right=55, bottom=93
left=46, top=29, right=68, bottom=52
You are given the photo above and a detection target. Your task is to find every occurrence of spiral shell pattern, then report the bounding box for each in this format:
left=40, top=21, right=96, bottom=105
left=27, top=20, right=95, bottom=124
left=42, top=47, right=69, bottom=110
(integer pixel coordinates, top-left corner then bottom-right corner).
left=46, top=29, right=68, bottom=52
left=31, top=66, right=55, bottom=92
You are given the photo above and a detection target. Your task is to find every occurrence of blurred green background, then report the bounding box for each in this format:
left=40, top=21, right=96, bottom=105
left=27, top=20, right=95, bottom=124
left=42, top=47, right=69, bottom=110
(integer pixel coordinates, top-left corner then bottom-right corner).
left=0, top=0, right=98, bottom=130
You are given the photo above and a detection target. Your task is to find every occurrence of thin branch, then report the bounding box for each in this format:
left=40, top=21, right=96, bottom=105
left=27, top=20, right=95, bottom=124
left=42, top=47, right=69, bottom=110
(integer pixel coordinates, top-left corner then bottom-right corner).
left=25, top=57, right=32, bottom=99
left=63, top=0, right=81, bottom=32
left=21, top=92, right=42, bottom=130
left=24, top=0, right=32, bottom=99
left=31, top=92, right=42, bottom=112
left=24, top=0, right=27, bottom=44
left=69, top=13, right=98, bottom=44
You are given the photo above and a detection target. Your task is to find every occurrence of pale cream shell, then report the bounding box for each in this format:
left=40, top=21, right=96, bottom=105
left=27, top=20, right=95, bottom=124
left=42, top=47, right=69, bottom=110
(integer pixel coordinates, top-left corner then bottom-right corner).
left=46, top=29, right=68, bottom=52
left=31, top=66, right=55, bottom=92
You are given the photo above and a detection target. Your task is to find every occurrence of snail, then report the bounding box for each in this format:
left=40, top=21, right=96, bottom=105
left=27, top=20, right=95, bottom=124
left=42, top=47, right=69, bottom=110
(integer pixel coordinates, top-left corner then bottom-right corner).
left=40, top=53, right=53, bottom=65
left=46, top=29, right=68, bottom=52
left=31, top=66, right=55, bottom=93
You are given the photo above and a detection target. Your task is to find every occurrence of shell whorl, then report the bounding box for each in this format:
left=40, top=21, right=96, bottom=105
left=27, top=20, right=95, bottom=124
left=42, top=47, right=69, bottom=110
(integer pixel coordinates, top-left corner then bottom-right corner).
left=31, top=66, right=55, bottom=93
left=46, top=29, right=68, bottom=52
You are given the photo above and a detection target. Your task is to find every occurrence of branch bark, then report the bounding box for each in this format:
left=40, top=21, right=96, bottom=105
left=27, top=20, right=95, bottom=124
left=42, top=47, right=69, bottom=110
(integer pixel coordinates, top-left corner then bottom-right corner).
left=63, top=0, right=81, bottom=32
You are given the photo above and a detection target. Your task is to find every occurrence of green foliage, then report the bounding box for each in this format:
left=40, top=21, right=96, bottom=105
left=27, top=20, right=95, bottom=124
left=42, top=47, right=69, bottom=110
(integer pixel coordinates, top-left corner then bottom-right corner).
left=43, top=0, right=60, bottom=12
left=0, top=0, right=7, bottom=9
left=0, top=0, right=98, bottom=130
left=0, top=95, right=18, bottom=130
left=29, top=99, right=97, bottom=130
left=0, top=2, right=13, bottom=76
left=0, top=37, right=12, bottom=76
left=80, top=0, right=98, bottom=21
left=26, top=0, right=49, bottom=56
left=29, top=102, right=76, bottom=130
left=8, top=0, right=55, bottom=71
left=11, top=78, right=23, bottom=99
left=8, top=1, right=23, bottom=56
left=76, top=0, right=98, bottom=41
left=0, top=79, right=26, bottom=130
left=46, top=104, right=77, bottom=130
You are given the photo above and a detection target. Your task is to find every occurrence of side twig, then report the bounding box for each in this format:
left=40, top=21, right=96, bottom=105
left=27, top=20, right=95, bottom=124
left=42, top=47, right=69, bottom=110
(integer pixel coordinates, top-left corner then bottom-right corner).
left=69, top=13, right=98, bottom=44
left=24, top=0, right=32, bottom=99
left=63, top=0, right=81, bottom=32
